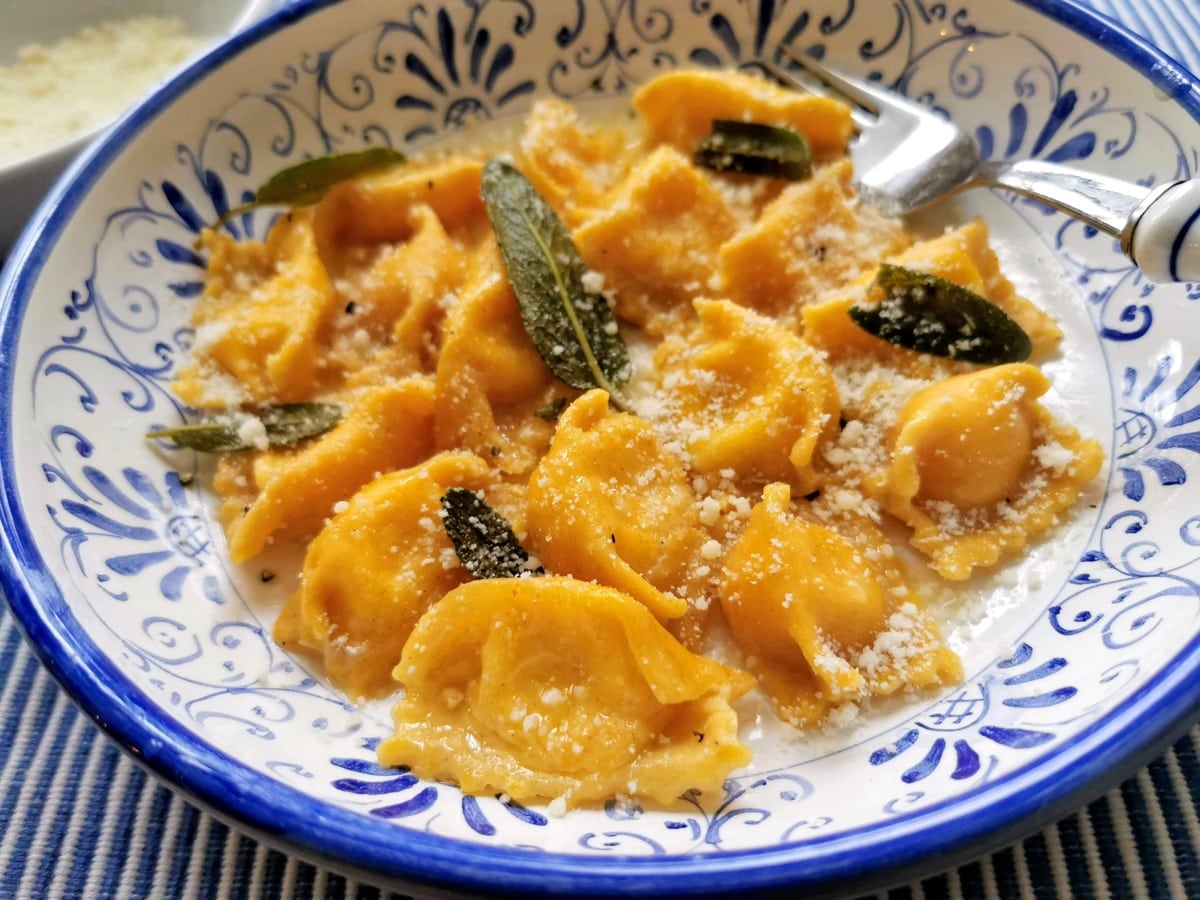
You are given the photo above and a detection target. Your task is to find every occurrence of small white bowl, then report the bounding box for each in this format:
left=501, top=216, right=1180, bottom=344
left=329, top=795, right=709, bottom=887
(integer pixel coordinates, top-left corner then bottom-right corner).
left=0, top=0, right=282, bottom=255
left=1, top=1, right=1198, bottom=895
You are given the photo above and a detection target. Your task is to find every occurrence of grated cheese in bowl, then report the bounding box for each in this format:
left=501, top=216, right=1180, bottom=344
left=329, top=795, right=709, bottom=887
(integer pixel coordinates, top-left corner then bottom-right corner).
left=0, top=3, right=280, bottom=254
left=0, top=17, right=207, bottom=170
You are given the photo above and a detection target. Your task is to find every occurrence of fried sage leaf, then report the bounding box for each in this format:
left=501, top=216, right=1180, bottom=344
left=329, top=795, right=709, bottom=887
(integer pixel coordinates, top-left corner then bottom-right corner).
left=216, top=147, right=407, bottom=226
left=441, top=487, right=542, bottom=580
left=534, top=397, right=569, bottom=421
left=480, top=158, right=633, bottom=409
left=695, top=119, right=812, bottom=181
left=849, top=264, right=1032, bottom=364
left=146, top=403, right=342, bottom=452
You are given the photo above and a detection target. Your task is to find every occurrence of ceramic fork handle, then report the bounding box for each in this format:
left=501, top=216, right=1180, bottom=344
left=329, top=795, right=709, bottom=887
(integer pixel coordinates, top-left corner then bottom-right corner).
left=1123, top=180, right=1200, bottom=283
left=979, top=160, right=1200, bottom=283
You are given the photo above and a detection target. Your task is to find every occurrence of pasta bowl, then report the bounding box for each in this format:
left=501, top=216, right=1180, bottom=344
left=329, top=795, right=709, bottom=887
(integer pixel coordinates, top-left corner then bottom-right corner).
left=1, top=0, right=1198, bottom=895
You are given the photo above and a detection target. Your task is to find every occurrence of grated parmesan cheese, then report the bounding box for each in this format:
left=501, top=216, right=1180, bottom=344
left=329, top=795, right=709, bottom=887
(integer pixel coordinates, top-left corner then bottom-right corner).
left=236, top=416, right=269, bottom=451
left=0, top=17, right=207, bottom=167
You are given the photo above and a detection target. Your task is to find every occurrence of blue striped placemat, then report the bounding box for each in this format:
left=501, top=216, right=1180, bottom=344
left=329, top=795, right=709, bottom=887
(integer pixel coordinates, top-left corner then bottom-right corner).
left=1085, top=0, right=1200, bottom=76
left=1, top=601, right=1196, bottom=898
left=1, top=1, right=1198, bottom=897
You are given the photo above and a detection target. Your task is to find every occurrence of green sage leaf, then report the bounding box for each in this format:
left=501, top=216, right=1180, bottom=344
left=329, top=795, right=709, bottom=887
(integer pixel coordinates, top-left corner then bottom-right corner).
left=695, top=119, right=812, bottom=181
left=534, top=397, right=569, bottom=421
left=215, top=147, right=407, bottom=227
left=146, top=403, right=342, bottom=452
left=441, top=487, right=542, bottom=580
left=848, top=264, right=1032, bottom=364
left=480, top=158, right=633, bottom=410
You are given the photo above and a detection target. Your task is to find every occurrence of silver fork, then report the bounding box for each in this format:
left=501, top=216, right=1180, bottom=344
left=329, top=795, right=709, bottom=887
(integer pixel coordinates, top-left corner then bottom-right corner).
left=763, top=52, right=1200, bottom=283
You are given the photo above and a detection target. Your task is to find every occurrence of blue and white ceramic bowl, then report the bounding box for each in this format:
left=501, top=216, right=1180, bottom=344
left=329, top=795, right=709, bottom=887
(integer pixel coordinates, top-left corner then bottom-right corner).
left=1, top=0, right=1198, bottom=895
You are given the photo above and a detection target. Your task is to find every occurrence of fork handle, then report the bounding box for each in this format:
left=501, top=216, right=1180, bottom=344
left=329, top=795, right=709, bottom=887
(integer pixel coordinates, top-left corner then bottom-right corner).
left=980, top=159, right=1200, bottom=283
left=1122, top=180, right=1200, bottom=283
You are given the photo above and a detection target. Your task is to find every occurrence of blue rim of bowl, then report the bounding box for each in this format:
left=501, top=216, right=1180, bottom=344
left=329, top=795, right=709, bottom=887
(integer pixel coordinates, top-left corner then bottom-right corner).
left=1, top=0, right=1198, bottom=895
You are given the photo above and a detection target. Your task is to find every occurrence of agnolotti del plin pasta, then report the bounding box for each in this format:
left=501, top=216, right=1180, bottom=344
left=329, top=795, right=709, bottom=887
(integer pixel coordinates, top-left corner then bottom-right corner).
left=166, top=68, right=1104, bottom=808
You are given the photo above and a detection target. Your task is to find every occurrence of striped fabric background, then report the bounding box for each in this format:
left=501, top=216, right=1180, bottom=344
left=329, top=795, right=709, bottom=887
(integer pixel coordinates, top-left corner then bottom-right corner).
left=1086, top=0, right=1200, bottom=75
left=1, top=604, right=1197, bottom=898
left=1, top=0, right=1198, bottom=897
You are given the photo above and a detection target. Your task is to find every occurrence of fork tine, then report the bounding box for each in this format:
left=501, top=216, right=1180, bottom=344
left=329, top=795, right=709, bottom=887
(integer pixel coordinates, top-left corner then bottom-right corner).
left=766, top=47, right=983, bottom=217
left=757, top=57, right=876, bottom=132
left=777, top=47, right=885, bottom=116
left=780, top=48, right=950, bottom=132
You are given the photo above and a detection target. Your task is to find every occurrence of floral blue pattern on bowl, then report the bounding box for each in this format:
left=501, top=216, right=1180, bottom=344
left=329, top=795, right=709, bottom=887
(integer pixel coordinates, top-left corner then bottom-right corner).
left=1, top=0, right=1198, bottom=895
